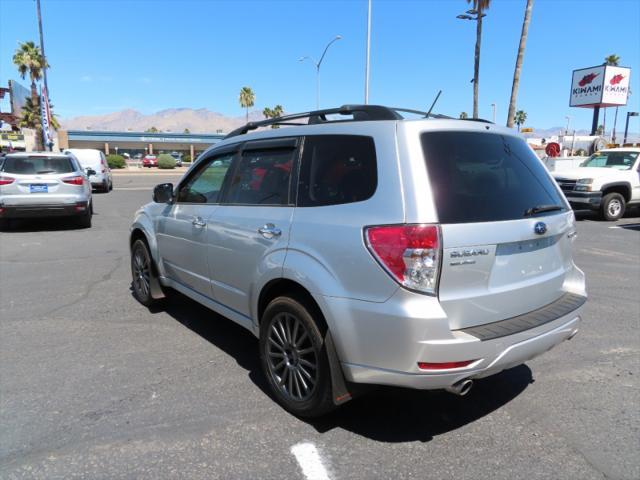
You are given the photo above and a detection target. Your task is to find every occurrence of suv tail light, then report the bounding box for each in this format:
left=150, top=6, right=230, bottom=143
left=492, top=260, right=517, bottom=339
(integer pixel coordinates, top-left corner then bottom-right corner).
left=62, top=176, right=84, bottom=186
left=0, top=176, right=15, bottom=186
left=365, top=224, right=441, bottom=295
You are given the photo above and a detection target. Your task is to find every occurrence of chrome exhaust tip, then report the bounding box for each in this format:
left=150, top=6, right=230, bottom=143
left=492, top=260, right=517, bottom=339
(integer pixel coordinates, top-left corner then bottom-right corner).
left=445, top=379, right=473, bottom=396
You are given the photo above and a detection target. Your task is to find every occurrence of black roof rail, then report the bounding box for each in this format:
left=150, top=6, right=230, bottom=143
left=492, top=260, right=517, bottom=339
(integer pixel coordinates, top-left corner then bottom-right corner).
left=224, top=104, right=456, bottom=139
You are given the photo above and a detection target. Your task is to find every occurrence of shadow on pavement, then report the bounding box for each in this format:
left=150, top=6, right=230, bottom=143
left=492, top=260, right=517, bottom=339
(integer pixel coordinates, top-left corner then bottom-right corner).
left=0, top=216, right=93, bottom=232
left=153, top=288, right=533, bottom=443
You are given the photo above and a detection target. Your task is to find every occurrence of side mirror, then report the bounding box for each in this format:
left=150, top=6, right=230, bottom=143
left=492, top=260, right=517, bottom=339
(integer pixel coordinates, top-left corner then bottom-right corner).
left=153, top=183, right=174, bottom=203
left=86, top=168, right=97, bottom=176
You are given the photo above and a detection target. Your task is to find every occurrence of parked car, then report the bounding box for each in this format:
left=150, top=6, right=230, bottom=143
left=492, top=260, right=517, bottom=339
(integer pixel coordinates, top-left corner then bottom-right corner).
left=129, top=105, right=586, bottom=417
left=142, top=155, right=158, bottom=168
left=64, top=148, right=113, bottom=192
left=0, top=152, right=93, bottom=228
left=552, top=147, right=640, bottom=220
left=170, top=151, right=183, bottom=167
left=134, top=153, right=143, bottom=160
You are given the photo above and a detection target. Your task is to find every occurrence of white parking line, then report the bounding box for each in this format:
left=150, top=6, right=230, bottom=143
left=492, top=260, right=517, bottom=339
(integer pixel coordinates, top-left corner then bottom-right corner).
left=609, top=223, right=640, bottom=229
left=291, top=442, right=332, bottom=480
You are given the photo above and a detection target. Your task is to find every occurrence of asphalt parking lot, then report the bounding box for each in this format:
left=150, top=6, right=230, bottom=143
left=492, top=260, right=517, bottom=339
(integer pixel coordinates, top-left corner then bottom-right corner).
left=1, top=173, right=639, bottom=480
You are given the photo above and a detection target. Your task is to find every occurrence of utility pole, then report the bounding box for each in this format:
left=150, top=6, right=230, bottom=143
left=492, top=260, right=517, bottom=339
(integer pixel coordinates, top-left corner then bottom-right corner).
left=36, top=0, right=52, bottom=151
left=36, top=0, right=49, bottom=98
left=364, top=0, right=371, bottom=104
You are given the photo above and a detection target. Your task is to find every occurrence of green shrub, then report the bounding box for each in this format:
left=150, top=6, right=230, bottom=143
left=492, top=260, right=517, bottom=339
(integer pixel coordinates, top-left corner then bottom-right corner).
left=182, top=154, right=192, bottom=164
left=157, top=154, right=176, bottom=169
left=106, top=154, right=126, bottom=169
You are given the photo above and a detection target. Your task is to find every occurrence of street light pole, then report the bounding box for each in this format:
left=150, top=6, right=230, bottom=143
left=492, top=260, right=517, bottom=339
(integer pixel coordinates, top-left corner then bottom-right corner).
left=364, top=0, right=371, bottom=104
left=565, top=115, right=571, bottom=136
left=623, top=111, right=639, bottom=145
left=300, top=35, right=342, bottom=110
left=490, top=103, right=496, bottom=123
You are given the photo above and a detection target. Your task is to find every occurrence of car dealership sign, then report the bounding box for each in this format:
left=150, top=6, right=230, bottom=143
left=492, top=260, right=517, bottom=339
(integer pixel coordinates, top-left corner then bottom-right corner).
left=570, top=65, right=631, bottom=107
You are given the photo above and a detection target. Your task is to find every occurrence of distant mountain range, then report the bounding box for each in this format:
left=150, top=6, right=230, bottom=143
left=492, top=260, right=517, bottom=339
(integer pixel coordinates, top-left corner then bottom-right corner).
left=60, top=108, right=638, bottom=140
left=60, top=108, right=265, bottom=134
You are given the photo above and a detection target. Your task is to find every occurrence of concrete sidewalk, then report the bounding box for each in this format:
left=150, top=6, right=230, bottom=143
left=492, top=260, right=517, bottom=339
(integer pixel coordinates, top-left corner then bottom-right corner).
left=111, top=166, right=189, bottom=175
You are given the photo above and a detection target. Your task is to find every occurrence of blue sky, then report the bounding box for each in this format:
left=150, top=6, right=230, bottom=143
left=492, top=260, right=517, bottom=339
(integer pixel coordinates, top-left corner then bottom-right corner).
left=1, top=0, right=639, bottom=131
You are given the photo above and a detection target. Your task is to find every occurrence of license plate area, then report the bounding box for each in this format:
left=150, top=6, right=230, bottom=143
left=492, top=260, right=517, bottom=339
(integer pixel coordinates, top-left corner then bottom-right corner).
left=30, top=184, right=48, bottom=193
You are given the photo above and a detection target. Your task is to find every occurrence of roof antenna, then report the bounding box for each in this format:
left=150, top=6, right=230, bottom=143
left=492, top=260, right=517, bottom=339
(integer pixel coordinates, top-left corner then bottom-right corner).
left=425, top=90, right=442, bottom=118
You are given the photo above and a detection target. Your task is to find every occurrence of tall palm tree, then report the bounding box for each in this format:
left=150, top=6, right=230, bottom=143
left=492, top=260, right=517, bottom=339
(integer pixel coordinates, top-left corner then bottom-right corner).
left=514, top=110, right=527, bottom=131
left=604, top=54, right=621, bottom=142
left=466, top=0, right=491, bottom=119
left=13, top=41, right=48, bottom=150
left=18, top=97, right=60, bottom=131
left=507, top=0, right=534, bottom=128
left=239, top=87, right=255, bottom=124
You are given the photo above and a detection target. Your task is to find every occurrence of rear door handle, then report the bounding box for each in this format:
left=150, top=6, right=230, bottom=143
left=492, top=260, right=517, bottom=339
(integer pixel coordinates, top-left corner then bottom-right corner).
left=258, top=223, right=282, bottom=239
left=192, top=216, right=206, bottom=228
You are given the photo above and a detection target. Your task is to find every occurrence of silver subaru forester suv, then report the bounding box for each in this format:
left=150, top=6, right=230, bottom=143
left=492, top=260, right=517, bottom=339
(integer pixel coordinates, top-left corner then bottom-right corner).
left=130, top=105, right=586, bottom=417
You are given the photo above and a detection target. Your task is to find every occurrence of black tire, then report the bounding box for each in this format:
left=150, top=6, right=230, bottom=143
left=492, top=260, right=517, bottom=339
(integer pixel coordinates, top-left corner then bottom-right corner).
left=600, top=192, right=625, bottom=221
left=259, top=295, right=335, bottom=418
left=109, top=180, right=113, bottom=191
left=131, top=239, right=159, bottom=307
left=77, top=206, right=92, bottom=228
left=102, top=180, right=109, bottom=192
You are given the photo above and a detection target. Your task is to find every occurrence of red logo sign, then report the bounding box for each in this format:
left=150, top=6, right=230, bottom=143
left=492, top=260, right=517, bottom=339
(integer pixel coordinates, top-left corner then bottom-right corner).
left=610, top=74, right=625, bottom=85
left=578, top=73, right=599, bottom=87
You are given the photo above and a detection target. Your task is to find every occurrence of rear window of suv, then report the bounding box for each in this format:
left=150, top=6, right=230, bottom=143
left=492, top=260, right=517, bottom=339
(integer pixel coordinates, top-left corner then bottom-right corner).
left=1, top=155, right=75, bottom=175
left=421, top=131, right=566, bottom=223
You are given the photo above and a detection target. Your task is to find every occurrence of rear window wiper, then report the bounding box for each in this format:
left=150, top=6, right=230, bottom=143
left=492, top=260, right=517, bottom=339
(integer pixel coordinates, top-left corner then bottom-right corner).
left=524, top=204, right=563, bottom=217
left=36, top=169, right=56, bottom=174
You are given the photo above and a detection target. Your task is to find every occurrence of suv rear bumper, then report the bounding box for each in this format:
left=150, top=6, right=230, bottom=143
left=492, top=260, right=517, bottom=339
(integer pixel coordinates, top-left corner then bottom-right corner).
left=565, top=191, right=602, bottom=210
left=318, top=284, right=585, bottom=391
left=0, top=202, right=89, bottom=218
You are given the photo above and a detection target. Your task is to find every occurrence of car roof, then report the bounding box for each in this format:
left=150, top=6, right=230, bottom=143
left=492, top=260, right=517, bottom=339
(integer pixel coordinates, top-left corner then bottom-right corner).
left=207, top=117, right=517, bottom=156
left=5, top=152, right=71, bottom=158
left=598, top=147, right=640, bottom=153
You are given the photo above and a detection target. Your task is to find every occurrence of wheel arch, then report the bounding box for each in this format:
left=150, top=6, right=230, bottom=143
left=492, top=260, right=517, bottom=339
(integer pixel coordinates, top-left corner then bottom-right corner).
left=601, top=182, right=631, bottom=202
left=256, top=277, right=353, bottom=406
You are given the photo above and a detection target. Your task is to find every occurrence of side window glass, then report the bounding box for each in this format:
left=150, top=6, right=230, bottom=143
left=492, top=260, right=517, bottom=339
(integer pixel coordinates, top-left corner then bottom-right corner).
left=177, top=153, right=234, bottom=204
left=224, top=148, right=295, bottom=205
left=298, top=135, right=377, bottom=207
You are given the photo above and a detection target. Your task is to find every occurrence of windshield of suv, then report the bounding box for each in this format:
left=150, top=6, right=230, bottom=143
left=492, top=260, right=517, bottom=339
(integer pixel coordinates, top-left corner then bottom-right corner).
left=580, top=151, right=638, bottom=170
left=421, top=132, right=567, bottom=223
left=1, top=155, right=75, bottom=174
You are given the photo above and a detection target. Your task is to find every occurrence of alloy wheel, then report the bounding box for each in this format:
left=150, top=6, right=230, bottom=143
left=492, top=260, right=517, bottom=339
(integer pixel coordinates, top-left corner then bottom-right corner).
left=132, top=247, right=151, bottom=300
left=266, top=312, right=318, bottom=402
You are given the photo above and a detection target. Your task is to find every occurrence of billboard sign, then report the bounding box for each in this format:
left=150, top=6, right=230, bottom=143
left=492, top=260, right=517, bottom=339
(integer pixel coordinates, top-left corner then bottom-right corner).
left=8, top=79, right=30, bottom=118
left=570, top=65, right=631, bottom=107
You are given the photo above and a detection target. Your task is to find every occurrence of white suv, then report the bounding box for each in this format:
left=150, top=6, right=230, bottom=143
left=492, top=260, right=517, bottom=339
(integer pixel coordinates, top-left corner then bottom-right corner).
left=553, top=147, right=640, bottom=220
left=129, top=105, right=586, bottom=417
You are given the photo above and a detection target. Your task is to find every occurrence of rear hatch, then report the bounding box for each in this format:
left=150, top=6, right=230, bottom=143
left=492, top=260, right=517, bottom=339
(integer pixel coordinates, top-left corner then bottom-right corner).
left=0, top=155, right=83, bottom=205
left=421, top=130, right=576, bottom=329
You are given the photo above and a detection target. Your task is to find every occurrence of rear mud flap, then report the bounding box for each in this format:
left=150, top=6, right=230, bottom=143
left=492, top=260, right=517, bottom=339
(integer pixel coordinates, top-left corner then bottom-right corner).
left=325, top=331, right=352, bottom=406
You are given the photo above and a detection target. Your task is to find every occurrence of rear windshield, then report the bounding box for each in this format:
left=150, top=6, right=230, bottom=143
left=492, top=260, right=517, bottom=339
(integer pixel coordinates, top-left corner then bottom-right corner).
left=1, top=156, right=75, bottom=175
left=421, top=132, right=566, bottom=223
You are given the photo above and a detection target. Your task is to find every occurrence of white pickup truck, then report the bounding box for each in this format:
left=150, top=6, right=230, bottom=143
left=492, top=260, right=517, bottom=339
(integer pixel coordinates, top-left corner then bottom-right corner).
left=552, top=148, right=640, bottom=221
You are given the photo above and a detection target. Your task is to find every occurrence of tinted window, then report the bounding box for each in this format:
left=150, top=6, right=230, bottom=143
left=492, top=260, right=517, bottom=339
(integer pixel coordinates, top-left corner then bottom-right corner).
left=421, top=132, right=566, bottom=223
left=1, top=155, right=75, bottom=174
left=224, top=148, right=294, bottom=205
left=177, top=153, right=234, bottom=203
left=298, top=135, right=377, bottom=206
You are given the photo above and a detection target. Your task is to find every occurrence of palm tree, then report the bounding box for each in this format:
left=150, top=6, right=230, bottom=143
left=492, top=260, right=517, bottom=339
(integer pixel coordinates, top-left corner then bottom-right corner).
left=466, top=0, right=491, bottom=119
left=506, top=0, right=534, bottom=128
left=18, top=97, right=60, bottom=131
left=13, top=41, right=48, bottom=150
left=604, top=54, right=620, bottom=67
left=459, top=111, right=469, bottom=119
left=183, top=128, right=190, bottom=134
left=263, top=105, right=285, bottom=128
left=239, top=87, right=255, bottom=123
left=604, top=54, right=621, bottom=142
left=145, top=126, right=159, bottom=133
left=514, top=110, right=527, bottom=131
